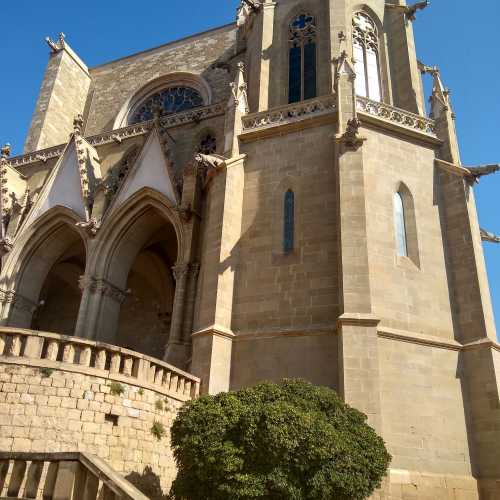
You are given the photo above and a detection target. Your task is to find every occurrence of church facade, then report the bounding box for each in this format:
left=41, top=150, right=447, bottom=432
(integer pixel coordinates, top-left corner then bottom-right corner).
left=1, top=0, right=500, bottom=498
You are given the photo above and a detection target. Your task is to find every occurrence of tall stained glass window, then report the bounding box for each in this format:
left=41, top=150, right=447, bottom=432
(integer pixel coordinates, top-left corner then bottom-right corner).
left=394, top=192, right=408, bottom=257
left=284, top=190, right=295, bottom=253
left=288, top=14, right=317, bottom=103
left=352, top=12, right=381, bottom=101
left=130, top=87, right=204, bottom=124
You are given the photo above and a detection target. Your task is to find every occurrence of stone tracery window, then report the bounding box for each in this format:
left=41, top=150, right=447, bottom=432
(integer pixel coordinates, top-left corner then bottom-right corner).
left=288, top=13, right=317, bottom=103
left=130, top=86, right=204, bottom=124
left=352, top=12, right=381, bottom=101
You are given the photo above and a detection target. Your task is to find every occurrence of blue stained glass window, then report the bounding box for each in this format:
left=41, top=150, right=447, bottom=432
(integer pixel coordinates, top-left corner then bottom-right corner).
left=130, top=87, right=204, bottom=124
left=288, top=14, right=317, bottom=103
left=289, top=46, right=302, bottom=104
left=284, top=190, right=295, bottom=254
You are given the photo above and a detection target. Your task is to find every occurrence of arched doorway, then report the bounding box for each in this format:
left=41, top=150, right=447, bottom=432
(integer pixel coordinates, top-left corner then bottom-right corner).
left=117, top=223, right=177, bottom=358
left=33, top=238, right=86, bottom=336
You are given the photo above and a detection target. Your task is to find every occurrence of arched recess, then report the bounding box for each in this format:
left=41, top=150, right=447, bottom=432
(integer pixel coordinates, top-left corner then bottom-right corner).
left=113, top=73, right=213, bottom=129
left=394, top=182, right=420, bottom=268
left=82, top=188, right=185, bottom=358
left=0, top=207, right=87, bottom=333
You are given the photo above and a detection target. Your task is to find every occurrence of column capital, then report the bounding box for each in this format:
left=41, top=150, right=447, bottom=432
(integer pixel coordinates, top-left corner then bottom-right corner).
left=78, top=276, right=129, bottom=305
left=0, top=289, right=37, bottom=313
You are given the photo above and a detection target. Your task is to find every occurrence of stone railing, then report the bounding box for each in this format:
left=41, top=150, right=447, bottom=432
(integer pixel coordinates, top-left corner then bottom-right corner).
left=0, top=328, right=200, bottom=402
left=7, top=102, right=225, bottom=170
left=356, top=96, right=436, bottom=136
left=241, top=95, right=337, bottom=133
left=0, top=452, right=148, bottom=500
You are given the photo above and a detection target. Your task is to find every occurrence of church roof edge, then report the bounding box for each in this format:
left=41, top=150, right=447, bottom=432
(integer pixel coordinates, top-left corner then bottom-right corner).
left=89, top=22, right=237, bottom=72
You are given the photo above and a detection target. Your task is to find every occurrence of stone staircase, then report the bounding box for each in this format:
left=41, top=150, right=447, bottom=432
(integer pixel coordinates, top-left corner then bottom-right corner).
left=0, top=452, right=148, bottom=500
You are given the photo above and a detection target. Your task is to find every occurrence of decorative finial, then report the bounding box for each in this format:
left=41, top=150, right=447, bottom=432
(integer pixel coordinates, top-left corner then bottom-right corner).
left=0, top=144, right=11, bottom=160
left=73, top=114, right=84, bottom=135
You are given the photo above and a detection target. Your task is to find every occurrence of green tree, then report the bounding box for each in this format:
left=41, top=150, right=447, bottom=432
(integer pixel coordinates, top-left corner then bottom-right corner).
left=170, top=379, right=391, bottom=500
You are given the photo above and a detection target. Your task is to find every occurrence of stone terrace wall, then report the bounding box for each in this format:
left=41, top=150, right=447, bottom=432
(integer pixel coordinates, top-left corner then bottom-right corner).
left=0, top=328, right=200, bottom=497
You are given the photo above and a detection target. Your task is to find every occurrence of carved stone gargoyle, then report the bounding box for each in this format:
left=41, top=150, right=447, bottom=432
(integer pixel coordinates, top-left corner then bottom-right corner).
left=481, top=228, right=500, bottom=244
left=195, top=153, right=228, bottom=189
left=386, top=1, right=430, bottom=22
left=341, top=118, right=366, bottom=151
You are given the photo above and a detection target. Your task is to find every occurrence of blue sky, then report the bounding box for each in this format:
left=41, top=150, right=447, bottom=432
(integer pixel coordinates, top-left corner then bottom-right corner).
left=1, top=1, right=499, bottom=336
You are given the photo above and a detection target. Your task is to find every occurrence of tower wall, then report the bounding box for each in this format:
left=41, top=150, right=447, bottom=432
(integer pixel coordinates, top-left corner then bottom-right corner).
left=24, top=47, right=91, bottom=153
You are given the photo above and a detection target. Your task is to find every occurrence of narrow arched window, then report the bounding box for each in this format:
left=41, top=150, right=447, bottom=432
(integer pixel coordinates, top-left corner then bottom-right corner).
left=284, top=190, right=295, bottom=253
left=352, top=12, right=381, bottom=101
left=394, top=192, right=408, bottom=257
left=288, top=14, right=317, bottom=103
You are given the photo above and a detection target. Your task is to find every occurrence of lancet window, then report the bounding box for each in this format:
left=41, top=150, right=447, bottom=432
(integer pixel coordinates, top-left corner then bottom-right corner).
left=394, top=191, right=408, bottom=257
left=352, top=12, right=381, bottom=101
left=284, top=190, right=295, bottom=253
left=288, top=13, right=317, bottom=103
left=130, top=87, right=204, bottom=124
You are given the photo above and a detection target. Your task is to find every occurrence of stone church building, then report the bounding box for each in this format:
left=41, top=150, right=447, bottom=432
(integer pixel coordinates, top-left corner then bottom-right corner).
left=0, top=0, right=499, bottom=498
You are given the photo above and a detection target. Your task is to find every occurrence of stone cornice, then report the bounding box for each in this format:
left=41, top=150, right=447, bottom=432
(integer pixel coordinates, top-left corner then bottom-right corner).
left=191, top=324, right=236, bottom=340
left=377, top=326, right=462, bottom=351
left=8, top=102, right=226, bottom=170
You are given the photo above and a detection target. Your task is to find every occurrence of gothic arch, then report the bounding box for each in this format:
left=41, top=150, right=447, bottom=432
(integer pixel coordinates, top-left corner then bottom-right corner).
left=113, top=72, right=213, bottom=129
left=0, top=206, right=88, bottom=330
left=394, top=181, right=420, bottom=268
left=350, top=4, right=392, bottom=103
left=80, top=188, right=186, bottom=354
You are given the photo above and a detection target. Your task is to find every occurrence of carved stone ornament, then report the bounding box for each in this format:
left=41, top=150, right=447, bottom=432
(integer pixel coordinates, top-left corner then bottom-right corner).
left=229, top=62, right=250, bottom=114
left=195, top=153, right=228, bottom=189
left=386, top=1, right=430, bottom=22
left=0, top=289, right=38, bottom=313
left=237, top=0, right=261, bottom=28
left=466, top=164, right=500, bottom=184
left=340, top=117, right=366, bottom=150
left=76, top=217, right=101, bottom=237
left=46, top=33, right=66, bottom=53
left=481, top=228, right=500, bottom=244
left=79, top=277, right=130, bottom=304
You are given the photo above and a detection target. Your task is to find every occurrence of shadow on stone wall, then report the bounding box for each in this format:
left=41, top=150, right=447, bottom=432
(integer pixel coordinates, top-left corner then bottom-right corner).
left=125, top=466, right=171, bottom=500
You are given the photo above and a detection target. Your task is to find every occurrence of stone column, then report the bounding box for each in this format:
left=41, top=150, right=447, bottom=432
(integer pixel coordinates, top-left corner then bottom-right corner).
left=164, top=263, right=190, bottom=367
left=75, top=277, right=128, bottom=343
left=333, top=51, right=383, bottom=432
left=191, top=155, right=246, bottom=394
left=182, top=263, right=200, bottom=343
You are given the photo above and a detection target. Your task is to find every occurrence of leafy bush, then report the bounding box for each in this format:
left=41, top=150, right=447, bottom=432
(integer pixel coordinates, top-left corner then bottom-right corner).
left=39, top=367, right=54, bottom=378
left=151, top=421, right=166, bottom=441
left=170, top=379, right=391, bottom=500
left=109, top=382, right=125, bottom=396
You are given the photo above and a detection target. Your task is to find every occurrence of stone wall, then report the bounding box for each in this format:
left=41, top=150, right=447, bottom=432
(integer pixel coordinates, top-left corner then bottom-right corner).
left=0, top=363, right=181, bottom=497
left=85, top=25, right=237, bottom=136
left=24, top=49, right=91, bottom=153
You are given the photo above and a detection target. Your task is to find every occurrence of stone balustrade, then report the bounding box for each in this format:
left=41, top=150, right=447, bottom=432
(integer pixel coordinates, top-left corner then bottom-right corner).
left=0, top=328, right=200, bottom=402
left=241, top=95, right=337, bottom=134
left=0, top=452, right=148, bottom=500
left=356, top=96, right=436, bottom=136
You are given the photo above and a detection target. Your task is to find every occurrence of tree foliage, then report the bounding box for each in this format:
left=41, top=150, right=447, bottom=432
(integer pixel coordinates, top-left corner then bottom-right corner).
left=170, top=379, right=391, bottom=500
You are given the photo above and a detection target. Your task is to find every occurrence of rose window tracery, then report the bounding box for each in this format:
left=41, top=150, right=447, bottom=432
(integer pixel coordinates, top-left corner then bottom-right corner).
left=130, top=87, right=204, bottom=124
